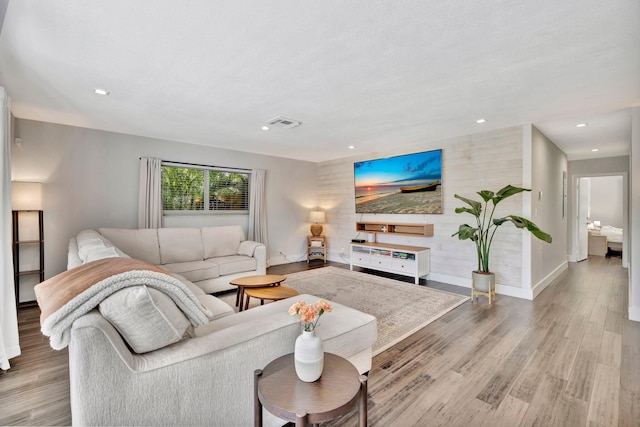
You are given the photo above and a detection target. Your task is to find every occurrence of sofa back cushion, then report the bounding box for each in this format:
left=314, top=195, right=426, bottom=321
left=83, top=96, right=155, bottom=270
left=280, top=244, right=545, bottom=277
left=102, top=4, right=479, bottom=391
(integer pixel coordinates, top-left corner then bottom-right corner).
left=202, top=225, right=245, bottom=258
left=98, top=228, right=161, bottom=265
left=157, top=227, right=204, bottom=264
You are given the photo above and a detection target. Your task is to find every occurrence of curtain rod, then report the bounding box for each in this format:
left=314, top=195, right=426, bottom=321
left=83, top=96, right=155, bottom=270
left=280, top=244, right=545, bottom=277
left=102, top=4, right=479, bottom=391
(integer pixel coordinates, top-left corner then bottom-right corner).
left=139, top=158, right=252, bottom=172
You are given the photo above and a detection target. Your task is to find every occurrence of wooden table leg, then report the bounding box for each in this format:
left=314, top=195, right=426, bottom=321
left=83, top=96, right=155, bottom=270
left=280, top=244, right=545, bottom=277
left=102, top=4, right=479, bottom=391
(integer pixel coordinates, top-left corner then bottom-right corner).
left=295, top=412, right=308, bottom=427
left=254, top=369, right=263, bottom=427
left=245, top=294, right=251, bottom=311
left=235, top=286, right=242, bottom=307
left=358, top=374, right=368, bottom=427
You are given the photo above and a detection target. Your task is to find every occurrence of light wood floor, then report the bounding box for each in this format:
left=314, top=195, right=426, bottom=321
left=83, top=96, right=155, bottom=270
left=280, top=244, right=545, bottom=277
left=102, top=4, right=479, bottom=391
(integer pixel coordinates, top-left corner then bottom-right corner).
left=1, top=256, right=638, bottom=426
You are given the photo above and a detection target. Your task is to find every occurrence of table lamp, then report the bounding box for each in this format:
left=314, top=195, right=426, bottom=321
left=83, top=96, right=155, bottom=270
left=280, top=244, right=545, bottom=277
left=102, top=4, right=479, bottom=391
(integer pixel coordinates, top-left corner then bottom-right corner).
left=11, top=181, right=43, bottom=210
left=309, top=210, right=325, bottom=237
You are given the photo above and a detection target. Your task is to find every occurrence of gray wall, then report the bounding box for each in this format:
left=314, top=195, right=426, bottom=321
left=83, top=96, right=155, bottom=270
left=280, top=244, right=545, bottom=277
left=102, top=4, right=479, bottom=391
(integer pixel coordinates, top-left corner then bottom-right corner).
left=529, top=125, right=568, bottom=294
left=11, top=119, right=318, bottom=282
left=589, top=176, right=624, bottom=228
left=630, top=106, right=640, bottom=322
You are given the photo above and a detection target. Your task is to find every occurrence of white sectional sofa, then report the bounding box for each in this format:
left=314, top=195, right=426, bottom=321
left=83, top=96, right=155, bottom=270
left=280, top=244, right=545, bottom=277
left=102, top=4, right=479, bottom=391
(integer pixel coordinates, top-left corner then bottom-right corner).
left=69, top=225, right=267, bottom=293
left=60, top=225, right=378, bottom=426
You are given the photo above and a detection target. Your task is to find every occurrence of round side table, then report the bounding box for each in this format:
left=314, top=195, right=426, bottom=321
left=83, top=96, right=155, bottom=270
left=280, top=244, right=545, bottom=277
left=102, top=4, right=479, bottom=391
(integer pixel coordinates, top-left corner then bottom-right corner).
left=229, top=274, right=287, bottom=311
left=254, top=353, right=367, bottom=427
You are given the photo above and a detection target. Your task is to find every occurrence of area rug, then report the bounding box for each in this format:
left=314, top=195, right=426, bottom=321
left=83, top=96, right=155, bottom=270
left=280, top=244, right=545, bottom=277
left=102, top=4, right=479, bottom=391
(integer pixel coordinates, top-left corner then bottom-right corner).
left=220, top=267, right=469, bottom=355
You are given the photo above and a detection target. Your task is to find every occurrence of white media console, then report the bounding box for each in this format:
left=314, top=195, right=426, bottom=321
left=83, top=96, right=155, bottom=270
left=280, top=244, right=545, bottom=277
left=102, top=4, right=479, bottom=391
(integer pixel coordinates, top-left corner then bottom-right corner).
left=350, top=242, right=430, bottom=284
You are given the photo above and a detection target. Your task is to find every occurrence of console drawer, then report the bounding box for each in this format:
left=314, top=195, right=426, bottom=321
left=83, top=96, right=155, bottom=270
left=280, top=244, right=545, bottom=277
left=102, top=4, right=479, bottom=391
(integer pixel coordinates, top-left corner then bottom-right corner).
left=392, top=258, right=417, bottom=274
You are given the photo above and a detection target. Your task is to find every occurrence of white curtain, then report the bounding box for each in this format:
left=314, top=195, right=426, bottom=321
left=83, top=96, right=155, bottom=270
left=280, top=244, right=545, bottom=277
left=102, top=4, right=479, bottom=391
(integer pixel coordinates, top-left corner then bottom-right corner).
left=248, top=169, right=268, bottom=245
left=138, top=157, right=163, bottom=229
left=0, top=87, right=20, bottom=370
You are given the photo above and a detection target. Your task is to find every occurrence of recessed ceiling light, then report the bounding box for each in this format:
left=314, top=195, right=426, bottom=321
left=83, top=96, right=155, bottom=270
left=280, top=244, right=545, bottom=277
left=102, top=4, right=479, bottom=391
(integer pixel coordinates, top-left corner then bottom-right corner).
left=261, top=126, right=270, bottom=131
left=576, top=123, right=588, bottom=128
left=94, top=88, right=110, bottom=96
left=592, top=148, right=599, bottom=152
left=476, top=119, right=486, bottom=124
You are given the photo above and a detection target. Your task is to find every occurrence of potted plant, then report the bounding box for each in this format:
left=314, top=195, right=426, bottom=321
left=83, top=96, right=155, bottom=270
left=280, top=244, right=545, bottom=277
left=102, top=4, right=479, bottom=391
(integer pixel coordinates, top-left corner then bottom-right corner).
left=452, top=185, right=552, bottom=299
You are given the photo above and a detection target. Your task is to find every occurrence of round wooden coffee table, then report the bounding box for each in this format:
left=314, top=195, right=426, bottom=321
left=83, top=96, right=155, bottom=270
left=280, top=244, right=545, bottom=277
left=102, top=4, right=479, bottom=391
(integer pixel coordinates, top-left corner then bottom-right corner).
left=243, top=286, right=299, bottom=311
left=254, top=353, right=367, bottom=426
left=229, top=275, right=287, bottom=312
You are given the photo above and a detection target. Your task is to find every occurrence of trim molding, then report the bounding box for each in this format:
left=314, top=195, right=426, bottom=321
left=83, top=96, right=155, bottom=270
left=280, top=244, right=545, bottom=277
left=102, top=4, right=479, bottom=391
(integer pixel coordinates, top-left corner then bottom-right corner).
left=629, top=305, right=640, bottom=323
left=532, top=261, right=568, bottom=298
left=430, top=272, right=534, bottom=300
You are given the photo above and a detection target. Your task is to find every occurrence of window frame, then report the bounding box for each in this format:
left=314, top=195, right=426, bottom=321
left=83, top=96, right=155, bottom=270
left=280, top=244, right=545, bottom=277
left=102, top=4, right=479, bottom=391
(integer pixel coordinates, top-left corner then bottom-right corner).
left=161, top=161, right=251, bottom=216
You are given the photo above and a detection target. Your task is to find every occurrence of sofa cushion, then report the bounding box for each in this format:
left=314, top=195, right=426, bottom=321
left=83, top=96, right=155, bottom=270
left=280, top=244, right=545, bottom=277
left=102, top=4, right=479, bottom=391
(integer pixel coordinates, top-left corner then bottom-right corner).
left=99, top=228, right=161, bottom=265
left=77, top=229, right=113, bottom=261
left=157, top=228, right=204, bottom=264
left=98, top=286, right=190, bottom=353
left=208, top=255, right=257, bottom=276
left=169, top=272, right=205, bottom=296
left=162, top=261, right=220, bottom=282
left=202, top=225, right=245, bottom=258
left=196, top=294, right=235, bottom=321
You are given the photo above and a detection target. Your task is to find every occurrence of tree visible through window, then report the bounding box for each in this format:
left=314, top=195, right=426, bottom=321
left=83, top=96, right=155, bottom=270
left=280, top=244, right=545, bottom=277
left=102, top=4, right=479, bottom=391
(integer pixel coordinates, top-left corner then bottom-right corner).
left=161, top=164, right=250, bottom=212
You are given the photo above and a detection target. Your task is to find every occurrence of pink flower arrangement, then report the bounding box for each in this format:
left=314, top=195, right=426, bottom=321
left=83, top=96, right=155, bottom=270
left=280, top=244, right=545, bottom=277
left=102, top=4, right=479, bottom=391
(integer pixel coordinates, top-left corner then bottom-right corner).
left=288, top=300, right=332, bottom=332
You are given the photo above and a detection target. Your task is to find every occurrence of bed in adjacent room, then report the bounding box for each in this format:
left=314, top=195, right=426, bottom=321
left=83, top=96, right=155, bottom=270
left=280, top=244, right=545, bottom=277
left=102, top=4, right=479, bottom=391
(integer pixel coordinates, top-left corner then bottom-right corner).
left=599, top=225, right=623, bottom=253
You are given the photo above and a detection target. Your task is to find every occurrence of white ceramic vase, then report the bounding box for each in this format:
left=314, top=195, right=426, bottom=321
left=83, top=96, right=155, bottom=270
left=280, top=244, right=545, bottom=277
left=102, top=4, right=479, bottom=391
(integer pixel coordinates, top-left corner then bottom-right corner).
left=294, top=330, right=324, bottom=382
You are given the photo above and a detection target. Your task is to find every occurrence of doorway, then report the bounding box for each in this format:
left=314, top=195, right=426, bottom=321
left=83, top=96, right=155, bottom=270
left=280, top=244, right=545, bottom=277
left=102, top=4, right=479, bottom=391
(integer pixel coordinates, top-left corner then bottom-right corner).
left=575, top=174, right=627, bottom=267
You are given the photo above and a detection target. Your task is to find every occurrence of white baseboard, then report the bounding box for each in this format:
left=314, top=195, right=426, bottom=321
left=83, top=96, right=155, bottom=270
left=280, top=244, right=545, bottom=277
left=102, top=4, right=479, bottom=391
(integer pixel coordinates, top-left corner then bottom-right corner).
left=531, top=261, right=568, bottom=299
left=429, top=272, right=470, bottom=288
left=430, top=272, right=534, bottom=300
left=629, top=305, right=640, bottom=322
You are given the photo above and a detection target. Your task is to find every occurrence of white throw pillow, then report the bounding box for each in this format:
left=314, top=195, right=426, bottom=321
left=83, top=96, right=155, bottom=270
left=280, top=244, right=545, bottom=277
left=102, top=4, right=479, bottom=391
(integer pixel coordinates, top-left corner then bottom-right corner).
left=85, top=246, right=131, bottom=263
left=99, top=286, right=190, bottom=353
left=76, top=229, right=113, bottom=262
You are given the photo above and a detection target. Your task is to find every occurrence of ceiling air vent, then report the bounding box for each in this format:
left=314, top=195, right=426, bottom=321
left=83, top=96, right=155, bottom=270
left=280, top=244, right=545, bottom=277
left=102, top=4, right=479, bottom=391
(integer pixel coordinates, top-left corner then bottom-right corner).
left=265, top=116, right=302, bottom=129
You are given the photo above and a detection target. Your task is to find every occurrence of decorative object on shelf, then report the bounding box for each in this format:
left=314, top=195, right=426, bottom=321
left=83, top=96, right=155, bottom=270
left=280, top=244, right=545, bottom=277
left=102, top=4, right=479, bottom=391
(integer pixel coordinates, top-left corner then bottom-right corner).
left=11, top=181, right=44, bottom=306
left=289, top=300, right=332, bottom=382
left=307, top=235, right=326, bottom=263
left=308, top=210, right=325, bottom=237
left=452, top=185, right=552, bottom=304
left=355, top=221, right=433, bottom=237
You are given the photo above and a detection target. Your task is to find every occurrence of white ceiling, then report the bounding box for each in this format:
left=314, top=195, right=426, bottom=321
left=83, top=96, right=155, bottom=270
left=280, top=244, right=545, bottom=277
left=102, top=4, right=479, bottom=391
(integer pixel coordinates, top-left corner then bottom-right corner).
left=0, top=0, right=638, bottom=163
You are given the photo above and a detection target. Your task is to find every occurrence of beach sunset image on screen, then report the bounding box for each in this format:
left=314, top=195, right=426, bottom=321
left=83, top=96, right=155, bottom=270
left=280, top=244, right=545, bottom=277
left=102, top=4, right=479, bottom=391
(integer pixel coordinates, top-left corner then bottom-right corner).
left=354, top=149, right=442, bottom=214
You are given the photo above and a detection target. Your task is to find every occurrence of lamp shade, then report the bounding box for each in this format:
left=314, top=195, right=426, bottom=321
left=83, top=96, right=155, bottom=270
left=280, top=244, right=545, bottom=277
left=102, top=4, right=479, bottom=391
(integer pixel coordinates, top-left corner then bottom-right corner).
left=12, top=181, right=43, bottom=210
left=309, top=210, right=325, bottom=224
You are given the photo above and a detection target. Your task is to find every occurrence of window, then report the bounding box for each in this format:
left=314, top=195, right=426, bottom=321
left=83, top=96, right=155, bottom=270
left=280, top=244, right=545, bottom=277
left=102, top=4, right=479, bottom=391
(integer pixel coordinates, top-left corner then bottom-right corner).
left=161, top=163, right=250, bottom=213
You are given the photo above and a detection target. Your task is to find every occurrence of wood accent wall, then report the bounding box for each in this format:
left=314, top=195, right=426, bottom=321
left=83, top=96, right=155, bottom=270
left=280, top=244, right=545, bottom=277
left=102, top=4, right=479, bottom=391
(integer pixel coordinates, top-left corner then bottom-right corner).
left=318, top=126, right=527, bottom=291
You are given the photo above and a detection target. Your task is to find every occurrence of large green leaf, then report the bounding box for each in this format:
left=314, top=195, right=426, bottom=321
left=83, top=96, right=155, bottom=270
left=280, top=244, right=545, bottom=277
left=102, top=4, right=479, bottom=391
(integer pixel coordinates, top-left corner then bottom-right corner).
left=453, top=194, right=482, bottom=217
left=477, top=190, right=495, bottom=203
left=494, top=185, right=531, bottom=204
left=506, top=215, right=553, bottom=243
left=451, top=224, right=479, bottom=241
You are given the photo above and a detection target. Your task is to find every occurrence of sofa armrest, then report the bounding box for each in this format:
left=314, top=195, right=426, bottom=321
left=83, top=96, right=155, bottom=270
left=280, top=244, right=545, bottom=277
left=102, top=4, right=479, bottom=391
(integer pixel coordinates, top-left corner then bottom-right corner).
left=238, top=240, right=262, bottom=257
left=67, top=238, right=83, bottom=270
left=69, top=310, right=300, bottom=426
left=238, top=240, right=266, bottom=275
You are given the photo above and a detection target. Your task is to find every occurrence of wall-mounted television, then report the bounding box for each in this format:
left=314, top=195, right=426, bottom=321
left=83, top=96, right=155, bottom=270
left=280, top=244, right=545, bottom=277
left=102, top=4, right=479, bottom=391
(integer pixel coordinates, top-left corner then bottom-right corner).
left=354, top=149, right=442, bottom=214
